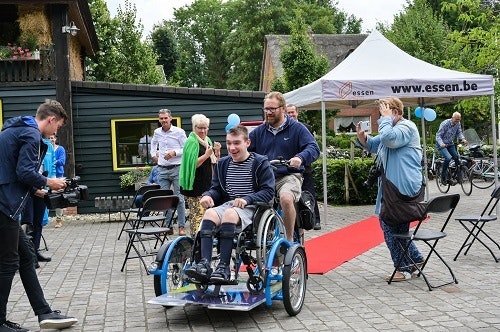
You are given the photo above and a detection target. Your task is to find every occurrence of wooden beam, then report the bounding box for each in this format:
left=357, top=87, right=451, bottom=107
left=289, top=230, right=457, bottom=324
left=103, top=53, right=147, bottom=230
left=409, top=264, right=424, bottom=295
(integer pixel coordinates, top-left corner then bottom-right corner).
left=50, top=3, right=75, bottom=178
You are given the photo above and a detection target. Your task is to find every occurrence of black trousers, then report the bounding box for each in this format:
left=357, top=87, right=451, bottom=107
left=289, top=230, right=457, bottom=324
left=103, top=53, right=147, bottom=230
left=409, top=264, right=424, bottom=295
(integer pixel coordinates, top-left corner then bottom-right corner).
left=0, top=212, right=51, bottom=323
left=302, top=171, right=320, bottom=223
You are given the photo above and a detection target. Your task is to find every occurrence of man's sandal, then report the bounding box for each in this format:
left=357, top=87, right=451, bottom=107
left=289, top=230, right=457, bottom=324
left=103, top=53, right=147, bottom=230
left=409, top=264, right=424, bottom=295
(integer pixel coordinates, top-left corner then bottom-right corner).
left=385, top=271, right=412, bottom=282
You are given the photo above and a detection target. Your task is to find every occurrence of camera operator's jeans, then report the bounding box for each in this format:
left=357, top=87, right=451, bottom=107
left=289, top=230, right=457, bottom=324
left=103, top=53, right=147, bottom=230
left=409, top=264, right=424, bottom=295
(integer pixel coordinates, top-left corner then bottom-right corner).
left=438, top=144, right=460, bottom=180
left=0, top=212, right=51, bottom=323
left=157, top=167, right=186, bottom=228
left=379, top=217, right=424, bottom=273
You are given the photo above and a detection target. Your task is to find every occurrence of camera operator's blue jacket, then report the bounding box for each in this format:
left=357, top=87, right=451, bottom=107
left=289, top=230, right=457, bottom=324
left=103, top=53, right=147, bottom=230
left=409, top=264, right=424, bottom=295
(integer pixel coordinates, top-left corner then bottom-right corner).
left=203, top=153, right=275, bottom=206
left=248, top=116, right=320, bottom=178
left=0, top=116, right=48, bottom=220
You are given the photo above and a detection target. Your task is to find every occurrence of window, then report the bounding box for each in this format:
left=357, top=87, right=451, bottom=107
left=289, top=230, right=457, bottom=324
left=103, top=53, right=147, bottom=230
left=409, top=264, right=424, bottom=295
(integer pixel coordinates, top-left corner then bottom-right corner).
left=111, top=117, right=181, bottom=171
left=334, top=116, right=371, bottom=134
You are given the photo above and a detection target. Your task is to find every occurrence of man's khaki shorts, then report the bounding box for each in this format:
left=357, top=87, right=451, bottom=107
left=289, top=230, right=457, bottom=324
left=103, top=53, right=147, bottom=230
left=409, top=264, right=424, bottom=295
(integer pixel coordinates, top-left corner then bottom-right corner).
left=275, top=174, right=303, bottom=202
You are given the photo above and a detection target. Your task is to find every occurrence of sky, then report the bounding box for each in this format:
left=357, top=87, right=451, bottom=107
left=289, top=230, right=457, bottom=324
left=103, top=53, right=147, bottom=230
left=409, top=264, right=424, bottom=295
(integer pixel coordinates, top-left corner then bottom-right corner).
left=105, top=0, right=409, bottom=37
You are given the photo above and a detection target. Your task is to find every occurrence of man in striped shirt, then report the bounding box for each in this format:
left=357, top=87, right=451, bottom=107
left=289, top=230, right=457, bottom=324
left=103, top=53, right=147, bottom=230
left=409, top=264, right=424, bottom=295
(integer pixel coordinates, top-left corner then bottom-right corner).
left=186, top=125, right=275, bottom=284
left=436, top=112, right=467, bottom=183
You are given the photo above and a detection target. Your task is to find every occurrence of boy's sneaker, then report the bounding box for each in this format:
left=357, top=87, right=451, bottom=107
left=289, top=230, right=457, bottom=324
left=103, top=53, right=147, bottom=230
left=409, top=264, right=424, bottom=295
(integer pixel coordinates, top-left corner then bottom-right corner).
left=0, top=321, right=30, bottom=332
left=38, top=310, right=77, bottom=329
left=185, top=258, right=212, bottom=283
left=210, top=262, right=230, bottom=283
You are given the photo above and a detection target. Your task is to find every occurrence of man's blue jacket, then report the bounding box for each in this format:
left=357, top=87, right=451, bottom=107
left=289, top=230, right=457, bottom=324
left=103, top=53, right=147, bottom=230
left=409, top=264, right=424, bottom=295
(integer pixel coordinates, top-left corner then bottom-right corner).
left=0, top=116, right=47, bottom=220
left=249, top=116, right=320, bottom=178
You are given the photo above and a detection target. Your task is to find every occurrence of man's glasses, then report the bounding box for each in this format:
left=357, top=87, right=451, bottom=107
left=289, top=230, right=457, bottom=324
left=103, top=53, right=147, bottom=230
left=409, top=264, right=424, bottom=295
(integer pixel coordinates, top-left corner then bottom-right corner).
left=263, top=106, right=282, bottom=113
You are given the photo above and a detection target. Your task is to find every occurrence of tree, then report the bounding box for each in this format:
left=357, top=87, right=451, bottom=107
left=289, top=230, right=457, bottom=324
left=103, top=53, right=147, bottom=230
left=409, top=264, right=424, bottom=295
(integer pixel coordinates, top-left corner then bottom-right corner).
left=167, top=0, right=361, bottom=90
left=226, top=0, right=361, bottom=90
left=440, top=0, right=499, bottom=126
left=277, top=18, right=333, bottom=132
left=168, top=0, right=233, bottom=88
left=150, top=22, right=179, bottom=81
left=88, top=0, right=163, bottom=84
left=380, top=0, right=450, bottom=66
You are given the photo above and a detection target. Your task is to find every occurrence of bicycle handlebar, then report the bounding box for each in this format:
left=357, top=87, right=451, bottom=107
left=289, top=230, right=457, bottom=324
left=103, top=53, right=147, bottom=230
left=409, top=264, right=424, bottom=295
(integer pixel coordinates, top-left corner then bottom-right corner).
left=269, top=158, right=303, bottom=173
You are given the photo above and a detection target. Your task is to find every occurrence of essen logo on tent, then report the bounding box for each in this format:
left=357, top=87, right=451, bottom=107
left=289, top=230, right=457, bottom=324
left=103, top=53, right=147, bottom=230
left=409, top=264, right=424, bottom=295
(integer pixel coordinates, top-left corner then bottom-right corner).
left=391, top=80, right=479, bottom=94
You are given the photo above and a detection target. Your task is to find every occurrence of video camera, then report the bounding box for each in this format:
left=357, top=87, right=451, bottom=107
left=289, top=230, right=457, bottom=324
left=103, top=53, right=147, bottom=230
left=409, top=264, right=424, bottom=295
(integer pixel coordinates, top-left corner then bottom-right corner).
left=44, top=176, right=89, bottom=209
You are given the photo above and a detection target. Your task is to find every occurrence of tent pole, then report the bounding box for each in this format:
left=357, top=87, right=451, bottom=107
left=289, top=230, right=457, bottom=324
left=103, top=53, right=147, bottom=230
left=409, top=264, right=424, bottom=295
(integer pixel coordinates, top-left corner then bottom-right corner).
left=321, top=101, right=328, bottom=226
left=490, top=94, right=498, bottom=187
left=420, top=98, right=429, bottom=201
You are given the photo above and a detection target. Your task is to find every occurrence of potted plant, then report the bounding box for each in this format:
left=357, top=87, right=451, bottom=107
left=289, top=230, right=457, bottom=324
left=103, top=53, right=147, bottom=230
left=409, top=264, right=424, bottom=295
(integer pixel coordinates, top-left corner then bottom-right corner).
left=119, top=167, right=151, bottom=190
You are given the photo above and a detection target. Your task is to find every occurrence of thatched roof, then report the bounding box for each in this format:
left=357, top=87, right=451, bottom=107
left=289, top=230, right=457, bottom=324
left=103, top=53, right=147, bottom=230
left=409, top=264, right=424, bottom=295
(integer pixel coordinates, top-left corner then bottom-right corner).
left=260, top=34, right=367, bottom=90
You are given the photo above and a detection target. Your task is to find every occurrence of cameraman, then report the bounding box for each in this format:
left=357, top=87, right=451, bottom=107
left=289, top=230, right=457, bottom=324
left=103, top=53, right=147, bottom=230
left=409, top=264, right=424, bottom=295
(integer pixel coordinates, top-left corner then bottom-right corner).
left=0, top=100, right=78, bottom=331
left=356, top=97, right=424, bottom=282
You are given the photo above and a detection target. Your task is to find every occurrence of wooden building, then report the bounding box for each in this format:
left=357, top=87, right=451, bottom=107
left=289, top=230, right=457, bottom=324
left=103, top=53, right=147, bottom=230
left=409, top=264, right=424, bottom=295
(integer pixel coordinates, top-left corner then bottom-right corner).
left=0, top=1, right=265, bottom=213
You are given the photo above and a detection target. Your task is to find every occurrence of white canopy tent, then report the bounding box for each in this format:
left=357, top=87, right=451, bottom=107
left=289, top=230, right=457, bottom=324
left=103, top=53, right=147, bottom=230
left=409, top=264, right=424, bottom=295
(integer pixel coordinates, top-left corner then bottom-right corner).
left=284, top=30, right=496, bottom=223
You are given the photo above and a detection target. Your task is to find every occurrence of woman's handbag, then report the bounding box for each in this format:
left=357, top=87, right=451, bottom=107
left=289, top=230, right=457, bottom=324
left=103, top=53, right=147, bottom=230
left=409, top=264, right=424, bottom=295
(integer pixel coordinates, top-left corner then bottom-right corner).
left=379, top=173, right=427, bottom=226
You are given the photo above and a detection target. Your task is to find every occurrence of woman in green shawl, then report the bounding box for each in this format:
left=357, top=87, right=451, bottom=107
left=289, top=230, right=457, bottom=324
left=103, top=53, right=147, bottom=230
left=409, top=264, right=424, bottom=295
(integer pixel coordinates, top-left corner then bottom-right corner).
left=180, top=114, right=221, bottom=236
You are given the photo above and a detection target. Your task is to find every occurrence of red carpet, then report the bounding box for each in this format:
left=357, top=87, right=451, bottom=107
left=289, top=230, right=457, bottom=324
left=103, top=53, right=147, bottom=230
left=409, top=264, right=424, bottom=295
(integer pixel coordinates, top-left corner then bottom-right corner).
left=305, top=216, right=384, bottom=274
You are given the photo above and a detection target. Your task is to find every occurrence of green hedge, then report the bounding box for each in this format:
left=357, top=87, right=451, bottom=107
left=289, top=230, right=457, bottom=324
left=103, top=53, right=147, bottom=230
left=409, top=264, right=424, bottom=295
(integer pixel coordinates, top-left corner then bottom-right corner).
left=311, top=158, right=378, bottom=205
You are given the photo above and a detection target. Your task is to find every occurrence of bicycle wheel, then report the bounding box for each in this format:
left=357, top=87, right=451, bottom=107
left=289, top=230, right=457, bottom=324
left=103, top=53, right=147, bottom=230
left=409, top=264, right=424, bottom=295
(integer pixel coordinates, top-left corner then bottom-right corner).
left=471, top=161, right=496, bottom=189
left=256, top=208, right=286, bottom=281
left=435, top=163, right=450, bottom=193
left=283, top=246, right=307, bottom=316
left=459, top=165, right=472, bottom=196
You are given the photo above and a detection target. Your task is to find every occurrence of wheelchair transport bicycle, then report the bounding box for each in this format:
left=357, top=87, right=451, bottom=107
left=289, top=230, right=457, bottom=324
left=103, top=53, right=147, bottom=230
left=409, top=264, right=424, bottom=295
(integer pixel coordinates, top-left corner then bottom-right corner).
left=148, top=158, right=308, bottom=316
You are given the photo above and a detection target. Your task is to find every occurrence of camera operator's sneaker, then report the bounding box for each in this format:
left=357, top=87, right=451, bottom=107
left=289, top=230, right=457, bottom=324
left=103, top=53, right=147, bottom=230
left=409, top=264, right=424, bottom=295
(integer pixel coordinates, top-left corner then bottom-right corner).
left=38, top=310, right=77, bottom=329
left=0, top=320, right=30, bottom=332
left=210, top=262, right=230, bottom=283
left=185, top=258, right=212, bottom=283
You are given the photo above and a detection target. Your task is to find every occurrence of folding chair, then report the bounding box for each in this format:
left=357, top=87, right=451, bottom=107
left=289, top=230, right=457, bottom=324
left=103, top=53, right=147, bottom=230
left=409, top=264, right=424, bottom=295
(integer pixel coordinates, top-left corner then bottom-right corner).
left=117, top=184, right=160, bottom=240
left=387, top=193, right=461, bottom=291
left=121, top=195, right=179, bottom=273
left=454, top=186, right=500, bottom=263
left=135, top=189, right=173, bottom=228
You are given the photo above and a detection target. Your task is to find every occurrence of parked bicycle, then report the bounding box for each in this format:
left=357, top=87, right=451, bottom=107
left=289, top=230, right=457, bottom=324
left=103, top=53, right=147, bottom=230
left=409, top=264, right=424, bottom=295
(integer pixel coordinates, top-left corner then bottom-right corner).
left=462, top=128, right=498, bottom=189
left=434, top=145, right=472, bottom=196
left=470, top=158, right=499, bottom=189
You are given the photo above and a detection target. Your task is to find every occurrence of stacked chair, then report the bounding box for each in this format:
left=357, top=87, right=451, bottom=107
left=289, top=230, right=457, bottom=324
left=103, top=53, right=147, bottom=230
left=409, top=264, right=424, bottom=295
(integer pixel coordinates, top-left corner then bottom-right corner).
left=117, top=184, right=160, bottom=240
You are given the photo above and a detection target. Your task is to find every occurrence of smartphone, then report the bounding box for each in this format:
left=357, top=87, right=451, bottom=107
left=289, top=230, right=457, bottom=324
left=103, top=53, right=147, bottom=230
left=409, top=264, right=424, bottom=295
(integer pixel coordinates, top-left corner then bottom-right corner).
left=360, top=121, right=370, bottom=131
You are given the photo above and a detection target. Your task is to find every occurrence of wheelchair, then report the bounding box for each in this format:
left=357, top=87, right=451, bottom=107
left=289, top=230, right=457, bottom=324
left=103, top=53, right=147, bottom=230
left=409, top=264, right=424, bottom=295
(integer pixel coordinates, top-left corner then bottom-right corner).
left=148, top=201, right=307, bottom=316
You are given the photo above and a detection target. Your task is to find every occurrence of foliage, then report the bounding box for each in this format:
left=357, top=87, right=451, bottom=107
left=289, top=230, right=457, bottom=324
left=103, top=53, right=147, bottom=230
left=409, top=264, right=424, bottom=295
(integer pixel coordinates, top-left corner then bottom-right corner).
left=312, top=158, right=377, bottom=205
left=168, top=0, right=233, bottom=88
left=280, top=17, right=330, bottom=91
left=87, top=0, right=163, bottom=84
left=381, top=0, right=450, bottom=66
left=440, top=0, right=499, bottom=125
left=150, top=22, right=179, bottom=82
left=167, top=0, right=361, bottom=90
left=380, top=0, right=499, bottom=131
left=119, top=167, right=151, bottom=189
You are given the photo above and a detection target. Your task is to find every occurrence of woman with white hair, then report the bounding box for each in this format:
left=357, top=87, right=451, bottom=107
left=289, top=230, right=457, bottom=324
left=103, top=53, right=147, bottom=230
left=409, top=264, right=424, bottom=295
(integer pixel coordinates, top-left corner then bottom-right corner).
left=180, top=114, right=221, bottom=236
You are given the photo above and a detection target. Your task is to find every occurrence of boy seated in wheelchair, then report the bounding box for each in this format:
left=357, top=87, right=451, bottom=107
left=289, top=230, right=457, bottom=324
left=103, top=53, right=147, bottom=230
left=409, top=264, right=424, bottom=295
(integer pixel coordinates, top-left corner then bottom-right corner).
left=186, top=125, right=275, bottom=283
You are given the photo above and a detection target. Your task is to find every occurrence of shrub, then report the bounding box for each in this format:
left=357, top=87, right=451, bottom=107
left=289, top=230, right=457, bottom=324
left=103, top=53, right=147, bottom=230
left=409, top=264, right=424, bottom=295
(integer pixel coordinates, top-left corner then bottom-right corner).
left=312, top=158, right=377, bottom=205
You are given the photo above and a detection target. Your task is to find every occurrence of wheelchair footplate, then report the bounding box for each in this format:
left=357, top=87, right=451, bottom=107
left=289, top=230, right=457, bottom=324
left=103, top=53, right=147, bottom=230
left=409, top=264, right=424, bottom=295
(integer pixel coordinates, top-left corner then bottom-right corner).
left=148, top=280, right=282, bottom=311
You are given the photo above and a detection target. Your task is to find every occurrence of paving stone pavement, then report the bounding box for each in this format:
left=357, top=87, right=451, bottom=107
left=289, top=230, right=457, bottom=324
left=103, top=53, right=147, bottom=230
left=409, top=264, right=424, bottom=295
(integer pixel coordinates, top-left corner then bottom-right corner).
left=8, top=183, right=500, bottom=331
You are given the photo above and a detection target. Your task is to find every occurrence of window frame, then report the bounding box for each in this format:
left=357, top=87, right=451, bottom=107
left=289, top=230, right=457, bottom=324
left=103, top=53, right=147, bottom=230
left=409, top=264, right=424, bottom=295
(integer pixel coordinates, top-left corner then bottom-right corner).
left=110, top=116, right=181, bottom=171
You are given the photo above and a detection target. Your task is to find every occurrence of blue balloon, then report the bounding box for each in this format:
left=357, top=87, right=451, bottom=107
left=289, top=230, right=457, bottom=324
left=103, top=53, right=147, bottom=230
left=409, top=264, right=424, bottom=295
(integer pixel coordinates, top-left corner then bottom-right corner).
left=423, top=108, right=436, bottom=122
left=414, top=107, right=422, bottom=118
left=227, top=113, right=240, bottom=126
left=225, top=123, right=233, bottom=132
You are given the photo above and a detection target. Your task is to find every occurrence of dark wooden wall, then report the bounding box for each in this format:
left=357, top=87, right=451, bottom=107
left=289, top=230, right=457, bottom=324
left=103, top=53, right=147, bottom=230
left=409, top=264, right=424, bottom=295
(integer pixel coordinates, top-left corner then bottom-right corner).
left=0, top=82, right=266, bottom=214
